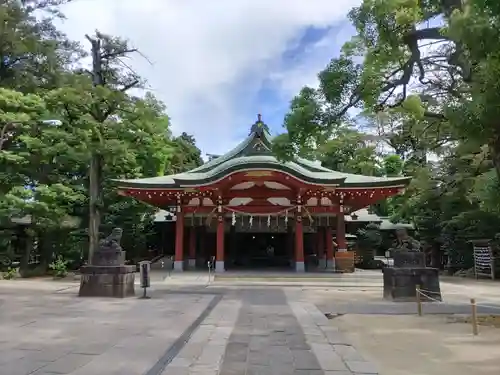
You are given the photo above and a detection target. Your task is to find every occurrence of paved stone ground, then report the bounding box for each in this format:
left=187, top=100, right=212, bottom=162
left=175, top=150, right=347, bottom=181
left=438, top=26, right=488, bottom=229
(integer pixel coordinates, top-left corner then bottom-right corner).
left=161, top=289, right=376, bottom=375
left=218, top=290, right=326, bottom=375
left=0, top=288, right=214, bottom=375
left=10, top=270, right=500, bottom=375
left=0, top=282, right=376, bottom=375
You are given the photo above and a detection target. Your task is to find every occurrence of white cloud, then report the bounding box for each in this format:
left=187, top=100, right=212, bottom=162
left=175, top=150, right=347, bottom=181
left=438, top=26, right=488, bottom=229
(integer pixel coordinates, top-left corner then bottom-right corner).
left=266, top=25, right=354, bottom=99
left=57, top=0, right=360, bottom=155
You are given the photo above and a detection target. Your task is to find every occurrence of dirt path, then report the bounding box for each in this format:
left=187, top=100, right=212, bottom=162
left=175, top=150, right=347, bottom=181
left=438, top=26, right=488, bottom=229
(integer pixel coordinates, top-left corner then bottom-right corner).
left=331, top=314, right=500, bottom=375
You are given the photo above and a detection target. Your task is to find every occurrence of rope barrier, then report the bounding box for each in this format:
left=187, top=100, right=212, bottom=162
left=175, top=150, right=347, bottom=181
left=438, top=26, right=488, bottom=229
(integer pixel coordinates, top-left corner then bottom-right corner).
left=416, top=288, right=500, bottom=310
left=417, top=289, right=443, bottom=303
left=415, top=285, right=500, bottom=336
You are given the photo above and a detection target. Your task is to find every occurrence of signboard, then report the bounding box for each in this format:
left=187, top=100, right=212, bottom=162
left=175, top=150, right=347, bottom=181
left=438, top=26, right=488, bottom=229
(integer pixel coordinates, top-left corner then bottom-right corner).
left=139, top=261, right=151, bottom=288
left=473, top=245, right=494, bottom=280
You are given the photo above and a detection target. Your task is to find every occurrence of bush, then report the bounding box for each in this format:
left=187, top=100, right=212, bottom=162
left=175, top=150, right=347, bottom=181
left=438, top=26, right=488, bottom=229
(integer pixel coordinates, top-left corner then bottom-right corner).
left=2, top=267, right=17, bottom=280
left=49, top=256, right=68, bottom=278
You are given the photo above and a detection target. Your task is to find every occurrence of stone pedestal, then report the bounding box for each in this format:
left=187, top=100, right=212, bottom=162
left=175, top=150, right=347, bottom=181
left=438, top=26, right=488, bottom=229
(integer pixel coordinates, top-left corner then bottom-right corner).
left=335, top=251, right=355, bottom=273
left=295, top=261, right=305, bottom=272
left=78, top=229, right=136, bottom=298
left=383, top=252, right=441, bottom=302
left=215, top=261, right=225, bottom=273
left=326, top=259, right=335, bottom=270
left=79, top=265, right=136, bottom=298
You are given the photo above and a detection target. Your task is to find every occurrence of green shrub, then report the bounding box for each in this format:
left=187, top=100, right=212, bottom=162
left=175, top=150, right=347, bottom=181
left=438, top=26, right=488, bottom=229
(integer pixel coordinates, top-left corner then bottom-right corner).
left=49, top=256, right=68, bottom=278
left=2, top=267, right=17, bottom=280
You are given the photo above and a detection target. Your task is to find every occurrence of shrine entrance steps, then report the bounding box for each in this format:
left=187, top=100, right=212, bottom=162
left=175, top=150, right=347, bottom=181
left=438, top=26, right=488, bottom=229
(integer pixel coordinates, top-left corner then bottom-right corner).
left=213, top=269, right=383, bottom=284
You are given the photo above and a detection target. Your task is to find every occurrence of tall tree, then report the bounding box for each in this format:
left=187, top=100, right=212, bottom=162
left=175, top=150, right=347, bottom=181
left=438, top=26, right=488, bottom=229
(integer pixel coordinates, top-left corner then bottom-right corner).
left=277, top=0, right=500, bottom=181
left=83, top=32, right=141, bottom=263
left=0, top=0, right=81, bottom=91
left=0, top=1, right=206, bottom=272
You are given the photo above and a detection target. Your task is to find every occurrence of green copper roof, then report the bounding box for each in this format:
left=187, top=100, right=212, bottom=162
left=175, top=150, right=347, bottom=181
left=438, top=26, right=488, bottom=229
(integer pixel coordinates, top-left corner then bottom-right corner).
left=115, top=116, right=411, bottom=189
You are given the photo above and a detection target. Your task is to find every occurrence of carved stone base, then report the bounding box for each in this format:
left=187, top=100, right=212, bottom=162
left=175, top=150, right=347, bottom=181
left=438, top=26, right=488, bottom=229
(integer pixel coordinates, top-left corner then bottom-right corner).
left=78, top=265, right=136, bottom=298
left=383, top=267, right=441, bottom=302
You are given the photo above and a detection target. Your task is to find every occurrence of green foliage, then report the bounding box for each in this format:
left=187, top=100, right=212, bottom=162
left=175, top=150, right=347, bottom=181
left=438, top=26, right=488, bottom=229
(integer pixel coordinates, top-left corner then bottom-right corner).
left=2, top=267, right=17, bottom=280
left=0, top=1, right=204, bottom=271
left=356, top=223, right=383, bottom=267
left=278, top=0, right=500, bottom=271
left=470, top=170, right=500, bottom=215
left=383, top=154, right=403, bottom=176
left=357, top=223, right=382, bottom=250
left=49, top=255, right=68, bottom=278
left=317, top=126, right=382, bottom=176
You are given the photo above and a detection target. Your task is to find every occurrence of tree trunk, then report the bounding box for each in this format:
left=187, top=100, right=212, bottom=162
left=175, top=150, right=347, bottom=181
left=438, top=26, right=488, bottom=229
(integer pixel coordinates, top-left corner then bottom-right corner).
left=88, top=152, right=102, bottom=263
left=430, top=242, right=441, bottom=269
left=19, top=227, right=33, bottom=275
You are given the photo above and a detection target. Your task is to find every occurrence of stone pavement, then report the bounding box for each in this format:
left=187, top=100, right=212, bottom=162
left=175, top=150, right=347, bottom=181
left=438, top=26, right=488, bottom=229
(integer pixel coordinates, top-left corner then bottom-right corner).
left=0, top=282, right=377, bottom=375
left=0, top=289, right=215, bottom=375
left=162, top=289, right=376, bottom=375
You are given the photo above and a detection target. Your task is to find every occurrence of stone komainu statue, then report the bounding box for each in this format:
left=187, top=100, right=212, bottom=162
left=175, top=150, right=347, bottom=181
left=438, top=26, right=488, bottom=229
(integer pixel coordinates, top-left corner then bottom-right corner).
left=391, top=228, right=421, bottom=253
left=98, top=228, right=123, bottom=251
left=92, top=228, right=125, bottom=266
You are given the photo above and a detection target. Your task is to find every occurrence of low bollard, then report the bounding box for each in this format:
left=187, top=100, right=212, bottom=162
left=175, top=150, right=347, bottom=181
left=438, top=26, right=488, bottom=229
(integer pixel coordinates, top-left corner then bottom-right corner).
left=416, top=284, right=423, bottom=316
left=164, top=256, right=173, bottom=279
left=471, top=298, right=478, bottom=336
left=139, top=261, right=151, bottom=299
left=207, top=260, right=212, bottom=283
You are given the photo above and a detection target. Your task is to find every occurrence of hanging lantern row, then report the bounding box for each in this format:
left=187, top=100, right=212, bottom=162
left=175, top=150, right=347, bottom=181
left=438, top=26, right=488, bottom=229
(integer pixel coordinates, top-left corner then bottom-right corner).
left=123, top=185, right=405, bottom=204
left=304, top=187, right=404, bottom=200
left=123, top=189, right=217, bottom=199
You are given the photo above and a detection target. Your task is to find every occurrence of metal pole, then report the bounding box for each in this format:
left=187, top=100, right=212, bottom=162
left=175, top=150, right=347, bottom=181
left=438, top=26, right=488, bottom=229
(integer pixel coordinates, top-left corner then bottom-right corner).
left=471, top=298, right=478, bottom=336
left=416, top=284, right=423, bottom=316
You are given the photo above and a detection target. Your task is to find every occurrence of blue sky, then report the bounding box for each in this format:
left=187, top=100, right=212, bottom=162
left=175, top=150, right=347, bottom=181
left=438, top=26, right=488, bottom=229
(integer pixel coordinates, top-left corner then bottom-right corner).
left=57, top=0, right=360, bottom=157
left=246, top=25, right=353, bottom=141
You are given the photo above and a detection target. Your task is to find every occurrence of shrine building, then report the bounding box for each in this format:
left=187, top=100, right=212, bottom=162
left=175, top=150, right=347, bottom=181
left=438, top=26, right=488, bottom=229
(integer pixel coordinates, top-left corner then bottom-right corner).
left=115, top=116, right=411, bottom=273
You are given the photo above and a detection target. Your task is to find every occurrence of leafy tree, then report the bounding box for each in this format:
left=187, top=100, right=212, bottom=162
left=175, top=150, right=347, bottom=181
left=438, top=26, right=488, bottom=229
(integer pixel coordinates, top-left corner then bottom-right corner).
left=0, top=0, right=81, bottom=91
left=356, top=222, right=382, bottom=266
left=277, top=0, right=500, bottom=179
left=0, top=3, right=205, bottom=273
left=275, top=0, right=500, bottom=273
left=382, top=154, right=403, bottom=177
left=0, top=87, right=85, bottom=270
left=170, top=132, right=203, bottom=173
left=317, top=126, right=382, bottom=176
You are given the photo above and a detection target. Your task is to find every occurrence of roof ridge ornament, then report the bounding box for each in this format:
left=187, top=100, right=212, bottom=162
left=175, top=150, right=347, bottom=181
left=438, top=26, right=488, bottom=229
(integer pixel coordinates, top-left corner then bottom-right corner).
left=249, top=113, right=266, bottom=137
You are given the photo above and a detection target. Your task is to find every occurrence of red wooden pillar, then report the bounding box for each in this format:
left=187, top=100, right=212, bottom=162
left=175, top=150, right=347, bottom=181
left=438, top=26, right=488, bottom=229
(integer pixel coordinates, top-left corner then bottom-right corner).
left=325, top=226, right=334, bottom=268
left=174, top=210, right=184, bottom=271
left=295, top=215, right=305, bottom=272
left=215, top=215, right=225, bottom=272
left=335, top=211, right=354, bottom=272
left=336, top=213, right=347, bottom=252
left=199, top=227, right=205, bottom=261
left=188, top=226, right=196, bottom=269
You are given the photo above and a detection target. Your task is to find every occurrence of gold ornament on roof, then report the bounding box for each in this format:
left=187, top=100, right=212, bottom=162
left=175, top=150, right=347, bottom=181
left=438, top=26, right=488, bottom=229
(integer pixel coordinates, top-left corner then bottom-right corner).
left=245, top=171, right=272, bottom=177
